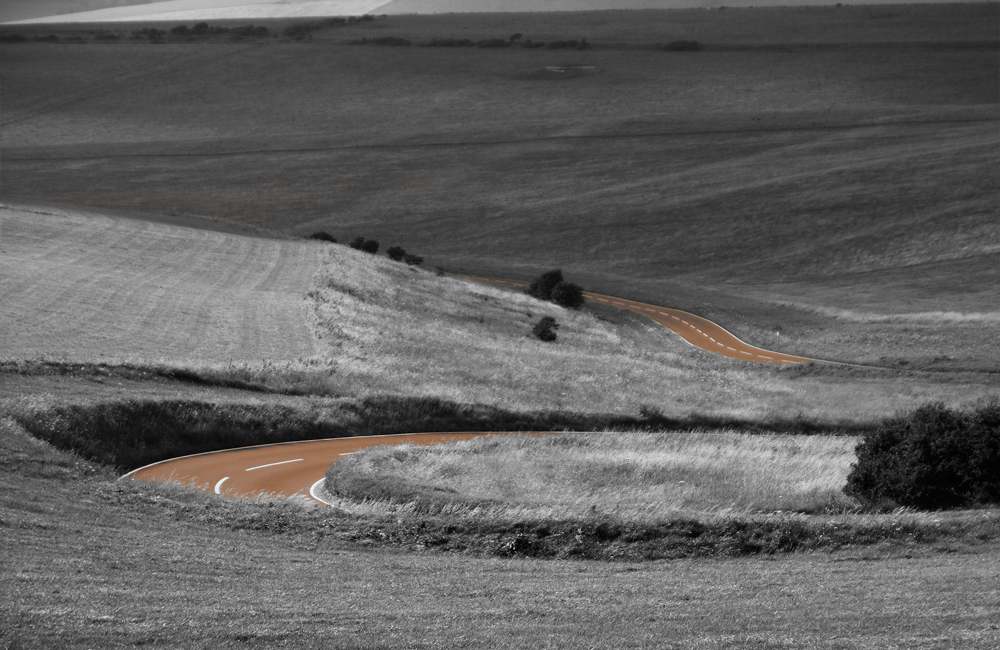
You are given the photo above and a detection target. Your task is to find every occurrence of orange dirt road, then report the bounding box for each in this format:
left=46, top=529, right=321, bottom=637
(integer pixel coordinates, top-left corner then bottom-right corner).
left=123, top=432, right=530, bottom=502
left=464, top=276, right=811, bottom=365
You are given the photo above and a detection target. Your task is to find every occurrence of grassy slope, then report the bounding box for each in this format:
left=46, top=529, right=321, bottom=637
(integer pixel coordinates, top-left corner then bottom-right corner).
left=325, top=430, right=862, bottom=519
left=3, top=4, right=997, bottom=368
left=3, top=418, right=1000, bottom=649
left=0, top=201, right=321, bottom=364
left=4, top=200, right=998, bottom=422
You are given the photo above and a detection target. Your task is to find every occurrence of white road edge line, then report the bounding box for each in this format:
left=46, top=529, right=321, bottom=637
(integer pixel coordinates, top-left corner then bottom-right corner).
left=214, top=477, right=229, bottom=494
left=309, top=477, right=335, bottom=506
left=245, top=458, right=303, bottom=472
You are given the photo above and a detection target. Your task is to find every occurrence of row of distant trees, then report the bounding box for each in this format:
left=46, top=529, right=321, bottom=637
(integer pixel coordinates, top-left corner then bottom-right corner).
left=307, top=232, right=423, bottom=266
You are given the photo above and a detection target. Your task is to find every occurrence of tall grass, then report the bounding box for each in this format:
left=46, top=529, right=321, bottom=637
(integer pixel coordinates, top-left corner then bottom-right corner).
left=325, top=431, right=860, bottom=522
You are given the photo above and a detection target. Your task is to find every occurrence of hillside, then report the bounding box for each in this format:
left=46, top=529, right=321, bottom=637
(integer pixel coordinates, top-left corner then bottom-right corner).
left=3, top=4, right=997, bottom=369
left=0, top=201, right=321, bottom=364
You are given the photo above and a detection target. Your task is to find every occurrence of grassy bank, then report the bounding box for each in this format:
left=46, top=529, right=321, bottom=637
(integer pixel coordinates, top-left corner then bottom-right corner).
left=324, top=431, right=860, bottom=520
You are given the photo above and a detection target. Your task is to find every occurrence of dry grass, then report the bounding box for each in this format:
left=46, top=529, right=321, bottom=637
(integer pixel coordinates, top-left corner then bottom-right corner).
left=307, top=243, right=1000, bottom=419
left=0, top=201, right=321, bottom=364
left=325, top=430, right=859, bottom=520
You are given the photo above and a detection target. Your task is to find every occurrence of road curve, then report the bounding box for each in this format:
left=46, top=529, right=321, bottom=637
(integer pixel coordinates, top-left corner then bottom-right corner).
left=463, top=276, right=811, bottom=365
left=123, top=277, right=813, bottom=500
left=123, top=432, right=528, bottom=503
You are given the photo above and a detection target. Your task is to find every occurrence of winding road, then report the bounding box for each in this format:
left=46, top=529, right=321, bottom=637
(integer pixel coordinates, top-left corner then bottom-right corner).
left=125, top=278, right=813, bottom=500
left=123, top=432, right=514, bottom=502
left=463, top=276, right=811, bottom=365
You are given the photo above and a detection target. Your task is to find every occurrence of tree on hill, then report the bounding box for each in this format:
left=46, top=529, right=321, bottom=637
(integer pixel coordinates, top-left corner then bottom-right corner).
left=528, top=269, right=564, bottom=301
left=528, top=270, right=586, bottom=309
left=551, top=281, right=585, bottom=309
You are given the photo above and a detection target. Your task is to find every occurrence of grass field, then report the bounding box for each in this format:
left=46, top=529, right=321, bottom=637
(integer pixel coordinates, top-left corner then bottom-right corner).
left=0, top=201, right=321, bottom=364
left=2, top=416, right=1000, bottom=648
left=3, top=4, right=997, bottom=369
left=2, top=4, right=999, bottom=646
left=324, top=431, right=861, bottom=520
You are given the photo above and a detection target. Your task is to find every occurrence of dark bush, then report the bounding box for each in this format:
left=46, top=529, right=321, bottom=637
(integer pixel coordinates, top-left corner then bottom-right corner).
left=192, top=22, right=209, bottom=34
left=528, top=269, right=564, bottom=301
left=308, top=231, right=337, bottom=243
left=34, top=34, right=60, bottom=42
left=476, top=38, right=510, bottom=48
left=533, top=317, right=559, bottom=342
left=387, top=246, right=406, bottom=261
left=0, top=33, right=28, bottom=42
left=522, top=40, right=544, bottom=48
left=350, top=237, right=379, bottom=254
left=403, top=254, right=424, bottom=267
left=551, top=282, right=585, bottom=309
left=93, top=32, right=119, bottom=40
left=509, top=33, right=522, bottom=43
left=427, top=37, right=474, bottom=47
left=661, top=40, right=702, bottom=51
left=170, top=25, right=189, bottom=35
left=844, top=402, right=1000, bottom=510
left=323, top=17, right=347, bottom=25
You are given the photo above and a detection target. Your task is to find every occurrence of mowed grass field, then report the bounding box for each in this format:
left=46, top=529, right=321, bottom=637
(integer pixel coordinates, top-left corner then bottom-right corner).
left=0, top=201, right=321, bottom=364
left=2, top=4, right=998, bottom=369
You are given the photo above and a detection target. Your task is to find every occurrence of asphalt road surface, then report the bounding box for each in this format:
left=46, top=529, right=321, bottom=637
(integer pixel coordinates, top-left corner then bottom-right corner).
left=123, top=432, right=521, bottom=502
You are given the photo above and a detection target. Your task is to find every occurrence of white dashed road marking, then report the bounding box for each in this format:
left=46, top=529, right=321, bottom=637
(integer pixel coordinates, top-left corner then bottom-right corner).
left=245, top=459, right=303, bottom=472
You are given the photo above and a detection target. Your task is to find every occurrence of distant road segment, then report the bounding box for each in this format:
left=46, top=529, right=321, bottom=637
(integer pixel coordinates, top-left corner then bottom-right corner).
left=463, top=276, right=812, bottom=365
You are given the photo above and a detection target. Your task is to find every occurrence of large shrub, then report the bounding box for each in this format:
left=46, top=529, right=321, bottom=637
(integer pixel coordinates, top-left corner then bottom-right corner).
left=551, top=282, right=585, bottom=309
left=527, top=269, right=564, bottom=301
left=528, top=270, right=586, bottom=309
left=844, top=402, right=1000, bottom=510
left=386, top=246, right=406, bottom=261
